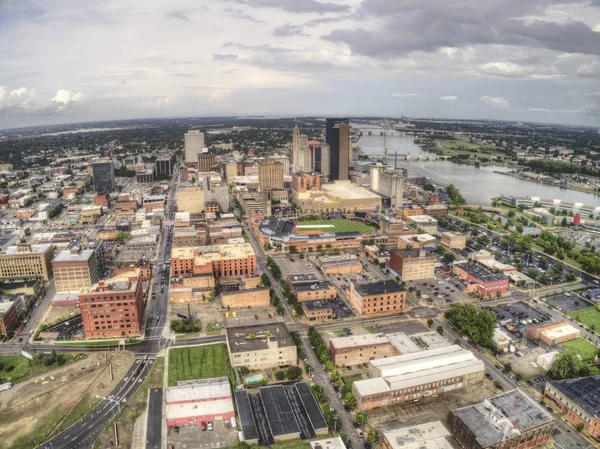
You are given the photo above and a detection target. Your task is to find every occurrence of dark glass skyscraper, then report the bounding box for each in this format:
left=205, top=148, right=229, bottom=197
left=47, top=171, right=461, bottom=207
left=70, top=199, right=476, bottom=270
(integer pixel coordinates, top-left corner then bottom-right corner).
left=325, top=118, right=350, bottom=181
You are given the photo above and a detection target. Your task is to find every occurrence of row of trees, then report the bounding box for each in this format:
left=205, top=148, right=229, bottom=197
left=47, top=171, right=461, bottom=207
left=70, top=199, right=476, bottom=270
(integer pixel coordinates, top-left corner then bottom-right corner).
left=269, top=288, right=285, bottom=315
left=444, top=303, right=497, bottom=347
left=281, top=281, right=304, bottom=316
left=308, top=326, right=333, bottom=370
left=266, top=257, right=281, bottom=281
left=447, top=184, right=466, bottom=206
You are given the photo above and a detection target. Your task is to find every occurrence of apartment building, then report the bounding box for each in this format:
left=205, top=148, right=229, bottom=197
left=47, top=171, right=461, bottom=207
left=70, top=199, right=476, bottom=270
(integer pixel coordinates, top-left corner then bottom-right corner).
left=347, top=280, right=406, bottom=316
left=0, top=243, right=54, bottom=281
left=388, top=248, right=435, bottom=281
left=226, top=323, right=297, bottom=369
left=79, top=270, right=146, bottom=339
left=52, top=242, right=105, bottom=292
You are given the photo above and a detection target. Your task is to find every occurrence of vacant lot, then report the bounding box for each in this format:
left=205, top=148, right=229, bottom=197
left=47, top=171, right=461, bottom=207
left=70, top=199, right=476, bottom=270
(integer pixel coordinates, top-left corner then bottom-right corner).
left=561, top=338, right=599, bottom=361
left=0, top=353, right=82, bottom=384
left=295, top=219, right=373, bottom=235
left=569, top=306, right=600, bottom=330
left=168, top=344, right=230, bottom=387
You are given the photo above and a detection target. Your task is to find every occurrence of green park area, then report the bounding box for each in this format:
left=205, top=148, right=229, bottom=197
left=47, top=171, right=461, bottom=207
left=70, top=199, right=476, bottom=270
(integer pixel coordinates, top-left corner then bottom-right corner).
left=295, top=219, right=373, bottom=235
left=0, top=353, right=83, bottom=384
left=168, top=343, right=231, bottom=387
left=569, top=306, right=600, bottom=331
left=561, top=338, right=599, bottom=362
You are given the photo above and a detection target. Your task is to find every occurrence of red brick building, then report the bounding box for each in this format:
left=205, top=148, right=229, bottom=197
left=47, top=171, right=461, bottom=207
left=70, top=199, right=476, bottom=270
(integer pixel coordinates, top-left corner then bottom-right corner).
left=170, top=244, right=257, bottom=278
left=79, top=270, right=145, bottom=339
left=452, top=262, right=509, bottom=298
left=347, top=280, right=406, bottom=316
left=0, top=301, right=19, bottom=338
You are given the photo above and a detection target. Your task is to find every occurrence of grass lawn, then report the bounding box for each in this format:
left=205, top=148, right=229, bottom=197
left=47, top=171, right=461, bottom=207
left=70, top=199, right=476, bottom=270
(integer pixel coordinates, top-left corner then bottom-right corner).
left=569, top=306, right=600, bottom=330
left=0, top=353, right=84, bottom=384
left=561, top=338, right=599, bottom=361
left=168, top=344, right=230, bottom=387
left=342, top=375, right=364, bottom=390
left=296, top=219, right=373, bottom=235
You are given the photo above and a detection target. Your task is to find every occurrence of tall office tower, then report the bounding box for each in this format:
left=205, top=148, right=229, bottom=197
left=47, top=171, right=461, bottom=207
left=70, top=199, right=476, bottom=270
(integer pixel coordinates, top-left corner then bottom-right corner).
left=292, top=125, right=301, bottom=171
left=258, top=160, right=284, bottom=193
left=325, top=118, right=350, bottom=181
left=52, top=241, right=106, bottom=293
left=184, top=130, right=205, bottom=165
left=155, top=157, right=172, bottom=177
left=299, top=135, right=311, bottom=171
left=320, top=144, right=330, bottom=177
left=198, top=152, right=216, bottom=172
left=271, top=153, right=290, bottom=175
left=92, top=159, right=115, bottom=192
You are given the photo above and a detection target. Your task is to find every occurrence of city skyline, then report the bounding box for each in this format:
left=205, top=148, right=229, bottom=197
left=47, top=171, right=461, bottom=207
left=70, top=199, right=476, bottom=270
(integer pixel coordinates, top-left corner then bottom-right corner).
left=1, top=0, right=600, bottom=129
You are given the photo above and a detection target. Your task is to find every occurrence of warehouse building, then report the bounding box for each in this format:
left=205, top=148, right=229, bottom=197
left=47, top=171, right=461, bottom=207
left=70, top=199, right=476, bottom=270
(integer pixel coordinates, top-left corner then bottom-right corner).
left=316, top=254, right=362, bottom=275
left=353, top=345, right=484, bottom=410
left=544, top=376, right=600, bottom=439
left=448, top=390, right=554, bottom=449
left=329, top=333, right=400, bottom=366
left=382, top=421, right=453, bottom=449
left=226, top=323, right=296, bottom=369
left=527, top=322, right=580, bottom=346
left=165, top=377, right=234, bottom=427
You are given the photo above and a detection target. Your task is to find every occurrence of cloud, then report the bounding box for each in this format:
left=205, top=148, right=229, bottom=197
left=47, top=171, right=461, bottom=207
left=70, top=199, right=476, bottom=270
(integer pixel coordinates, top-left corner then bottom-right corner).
left=577, top=62, right=600, bottom=78
left=222, top=7, right=263, bottom=23
left=440, top=96, right=458, bottom=101
left=52, top=89, right=84, bottom=105
left=225, top=0, right=349, bottom=14
left=273, top=24, right=307, bottom=37
left=167, top=10, right=190, bottom=21
left=156, top=96, right=173, bottom=106
left=143, top=96, right=174, bottom=108
left=479, top=95, right=510, bottom=108
left=391, top=93, right=423, bottom=98
left=213, top=53, right=239, bottom=61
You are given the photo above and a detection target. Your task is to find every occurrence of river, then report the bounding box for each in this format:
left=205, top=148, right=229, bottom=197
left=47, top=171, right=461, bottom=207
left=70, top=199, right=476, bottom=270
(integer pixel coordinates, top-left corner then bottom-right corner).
left=353, top=124, right=600, bottom=206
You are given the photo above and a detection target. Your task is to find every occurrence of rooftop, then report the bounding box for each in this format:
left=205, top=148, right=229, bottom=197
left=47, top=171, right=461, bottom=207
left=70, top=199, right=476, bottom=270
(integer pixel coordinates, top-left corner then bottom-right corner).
left=330, top=333, right=390, bottom=349
left=171, top=243, right=256, bottom=262
left=548, top=376, right=600, bottom=417
left=227, top=323, right=294, bottom=353
left=311, top=437, right=346, bottom=449
left=294, top=282, right=333, bottom=292
left=166, top=377, right=231, bottom=403
left=303, top=300, right=332, bottom=311
left=541, top=323, right=580, bottom=340
left=451, top=390, right=553, bottom=448
left=2, top=243, right=52, bottom=256
left=458, top=262, right=508, bottom=282
left=407, top=215, right=437, bottom=223
left=382, top=421, right=452, bottom=449
left=80, top=270, right=139, bottom=294
left=53, top=245, right=98, bottom=263
left=321, top=181, right=382, bottom=200
left=287, top=273, right=319, bottom=284
left=387, top=332, right=421, bottom=354
left=355, top=280, right=405, bottom=297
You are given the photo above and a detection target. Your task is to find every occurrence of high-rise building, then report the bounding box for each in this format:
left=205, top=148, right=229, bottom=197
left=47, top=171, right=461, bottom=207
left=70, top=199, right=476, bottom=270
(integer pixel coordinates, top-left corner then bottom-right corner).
left=320, top=144, right=330, bottom=177
left=326, top=118, right=350, bottom=181
left=0, top=243, right=54, bottom=281
left=203, top=177, right=230, bottom=212
left=198, top=152, right=215, bottom=172
left=292, top=125, right=301, bottom=172
left=292, top=125, right=311, bottom=172
left=224, top=162, right=244, bottom=182
left=52, top=241, right=106, bottom=293
left=184, top=130, right=205, bottom=165
left=258, top=160, right=284, bottom=193
left=271, top=153, right=290, bottom=175
left=176, top=187, right=204, bottom=213
left=389, top=249, right=435, bottom=281
left=79, top=270, right=146, bottom=339
left=92, top=159, right=115, bottom=192
left=155, top=157, right=172, bottom=177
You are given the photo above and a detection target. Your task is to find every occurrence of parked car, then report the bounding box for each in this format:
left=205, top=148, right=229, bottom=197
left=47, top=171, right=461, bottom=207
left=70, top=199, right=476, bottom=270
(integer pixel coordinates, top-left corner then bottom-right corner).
left=207, top=422, right=214, bottom=431
left=201, top=421, right=206, bottom=431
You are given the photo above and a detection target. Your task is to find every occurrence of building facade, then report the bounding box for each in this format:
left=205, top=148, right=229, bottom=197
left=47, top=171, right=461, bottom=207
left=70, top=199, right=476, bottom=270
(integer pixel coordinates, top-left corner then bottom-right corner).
left=347, top=280, right=406, bottom=315
left=302, top=300, right=333, bottom=322
left=258, top=160, right=284, bottom=193
left=177, top=187, right=204, bottom=214
left=226, top=323, right=297, bottom=369
left=329, top=333, right=399, bottom=366
left=52, top=242, right=105, bottom=292
left=326, top=118, right=350, bottom=181
left=170, top=243, right=257, bottom=278
left=79, top=270, right=146, bottom=338
left=220, top=287, right=270, bottom=309
left=441, top=232, right=467, bottom=250
left=389, top=249, right=435, bottom=281
left=91, top=160, right=115, bottom=192
left=0, top=244, right=54, bottom=281
left=185, top=130, right=205, bottom=165
left=198, top=153, right=216, bottom=172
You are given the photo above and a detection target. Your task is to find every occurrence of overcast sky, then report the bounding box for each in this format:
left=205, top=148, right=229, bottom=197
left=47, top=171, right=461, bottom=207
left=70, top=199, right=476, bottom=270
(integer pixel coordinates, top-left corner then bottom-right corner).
left=1, top=0, right=600, bottom=129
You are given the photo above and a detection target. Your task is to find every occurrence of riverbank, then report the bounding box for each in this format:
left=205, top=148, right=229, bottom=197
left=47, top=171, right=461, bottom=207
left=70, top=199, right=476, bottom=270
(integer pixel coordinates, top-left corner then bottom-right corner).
left=493, top=171, right=600, bottom=196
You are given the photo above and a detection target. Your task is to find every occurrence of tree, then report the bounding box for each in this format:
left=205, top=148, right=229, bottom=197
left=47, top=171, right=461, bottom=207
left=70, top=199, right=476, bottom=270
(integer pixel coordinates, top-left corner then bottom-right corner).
left=239, top=366, right=251, bottom=376
left=343, top=392, right=356, bottom=409
left=504, top=362, right=512, bottom=374
left=561, top=217, right=568, bottom=227
left=427, top=318, right=434, bottom=328
left=444, top=302, right=497, bottom=346
left=261, top=273, right=271, bottom=287
left=366, top=429, right=380, bottom=444
left=115, top=231, right=132, bottom=243
left=285, top=365, right=303, bottom=380
left=550, top=352, right=590, bottom=379
left=436, top=325, right=444, bottom=335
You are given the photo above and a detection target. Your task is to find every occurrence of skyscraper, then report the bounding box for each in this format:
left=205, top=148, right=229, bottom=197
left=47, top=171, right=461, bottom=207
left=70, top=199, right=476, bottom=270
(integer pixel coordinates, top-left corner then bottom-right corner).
left=184, top=130, right=205, bottom=165
left=258, top=160, right=284, bottom=193
left=92, top=159, right=115, bottom=192
left=198, top=152, right=215, bottom=172
left=292, top=125, right=311, bottom=172
left=326, top=118, right=350, bottom=181
left=292, top=125, right=301, bottom=172
left=320, top=144, right=330, bottom=178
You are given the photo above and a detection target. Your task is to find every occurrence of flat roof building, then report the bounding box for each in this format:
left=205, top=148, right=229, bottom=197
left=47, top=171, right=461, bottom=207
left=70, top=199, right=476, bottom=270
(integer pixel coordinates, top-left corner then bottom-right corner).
left=348, top=280, right=406, bottom=316
left=226, top=323, right=296, bottom=369
left=302, top=300, right=333, bottom=322
left=52, top=242, right=105, bottom=293
left=311, top=437, right=346, bottom=449
left=171, top=243, right=257, bottom=278
left=0, top=243, right=54, bottom=282
left=441, top=232, right=467, bottom=250
left=527, top=322, right=580, bottom=346
left=544, top=376, right=600, bottom=439
left=354, top=345, right=484, bottom=410
left=329, top=333, right=400, bottom=366
left=453, top=262, right=509, bottom=298
left=389, top=248, right=436, bottom=281
left=448, top=390, right=554, bottom=449
left=382, top=421, right=453, bottom=449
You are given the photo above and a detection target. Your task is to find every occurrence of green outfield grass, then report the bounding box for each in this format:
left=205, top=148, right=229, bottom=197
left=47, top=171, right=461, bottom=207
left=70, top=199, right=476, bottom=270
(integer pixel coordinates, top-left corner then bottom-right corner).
left=569, top=306, right=600, bottom=330
left=561, top=338, right=599, bottom=361
left=296, top=219, right=373, bottom=235
left=168, top=344, right=230, bottom=387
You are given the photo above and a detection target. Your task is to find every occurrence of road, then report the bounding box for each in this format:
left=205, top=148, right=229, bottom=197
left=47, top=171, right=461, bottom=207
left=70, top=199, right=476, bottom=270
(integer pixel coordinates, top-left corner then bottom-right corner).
left=37, top=162, right=182, bottom=449
left=146, top=388, right=163, bottom=449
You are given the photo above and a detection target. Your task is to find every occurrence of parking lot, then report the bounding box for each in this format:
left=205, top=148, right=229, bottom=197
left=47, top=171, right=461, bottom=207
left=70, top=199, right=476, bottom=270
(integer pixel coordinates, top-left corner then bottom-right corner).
left=486, top=301, right=552, bottom=342
left=544, top=293, right=591, bottom=313
left=44, top=315, right=84, bottom=339
left=167, top=418, right=237, bottom=449
left=413, top=275, right=469, bottom=305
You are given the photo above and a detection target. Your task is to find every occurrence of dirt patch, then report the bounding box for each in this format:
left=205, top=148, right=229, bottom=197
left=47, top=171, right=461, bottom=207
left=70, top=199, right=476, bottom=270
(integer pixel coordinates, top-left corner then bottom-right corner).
left=170, top=301, right=224, bottom=336
left=0, top=351, right=134, bottom=449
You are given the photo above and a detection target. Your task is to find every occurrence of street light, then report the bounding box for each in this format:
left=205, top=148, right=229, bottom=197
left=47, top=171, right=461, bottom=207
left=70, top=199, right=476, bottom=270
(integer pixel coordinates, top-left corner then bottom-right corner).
left=96, top=394, right=122, bottom=417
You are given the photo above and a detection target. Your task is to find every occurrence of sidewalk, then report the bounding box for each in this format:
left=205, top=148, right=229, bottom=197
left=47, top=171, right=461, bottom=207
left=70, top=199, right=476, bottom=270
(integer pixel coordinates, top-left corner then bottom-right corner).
left=131, top=408, right=148, bottom=449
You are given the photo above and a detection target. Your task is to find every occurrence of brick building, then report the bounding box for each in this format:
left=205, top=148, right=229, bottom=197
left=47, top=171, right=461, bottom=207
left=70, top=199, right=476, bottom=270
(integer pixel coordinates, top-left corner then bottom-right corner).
left=441, top=232, right=467, bottom=250
left=220, top=287, right=270, bottom=309
left=527, top=322, right=580, bottom=346
left=302, top=300, right=333, bottom=322
left=52, top=242, right=105, bottom=292
left=292, top=281, right=337, bottom=302
left=347, top=280, right=406, bottom=316
left=172, top=228, right=207, bottom=248
left=0, top=243, right=54, bottom=282
left=170, top=243, right=257, bottom=278
left=79, top=270, right=146, bottom=339
left=452, top=263, right=509, bottom=298
left=388, top=249, right=435, bottom=281
left=448, top=390, right=554, bottom=449
left=0, top=301, right=19, bottom=338
left=329, top=333, right=399, bottom=366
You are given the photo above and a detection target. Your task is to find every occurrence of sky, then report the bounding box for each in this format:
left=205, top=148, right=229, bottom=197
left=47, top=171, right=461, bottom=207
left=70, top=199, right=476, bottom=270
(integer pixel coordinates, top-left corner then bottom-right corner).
left=1, top=0, right=600, bottom=129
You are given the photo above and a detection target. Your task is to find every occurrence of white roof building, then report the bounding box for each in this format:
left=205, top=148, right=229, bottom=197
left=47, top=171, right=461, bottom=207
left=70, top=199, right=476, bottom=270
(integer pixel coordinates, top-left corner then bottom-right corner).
left=382, top=421, right=453, bottom=449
